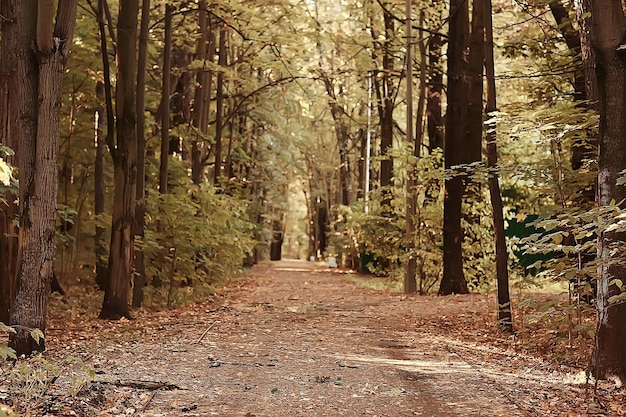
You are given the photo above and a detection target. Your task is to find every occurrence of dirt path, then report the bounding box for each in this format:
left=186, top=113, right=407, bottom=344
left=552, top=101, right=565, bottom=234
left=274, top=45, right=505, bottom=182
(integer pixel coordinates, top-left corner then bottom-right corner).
left=53, top=260, right=614, bottom=417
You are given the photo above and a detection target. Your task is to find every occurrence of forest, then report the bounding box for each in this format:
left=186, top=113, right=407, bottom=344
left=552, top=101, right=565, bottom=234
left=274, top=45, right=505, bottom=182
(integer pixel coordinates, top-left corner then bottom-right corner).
left=1, top=0, right=626, bottom=415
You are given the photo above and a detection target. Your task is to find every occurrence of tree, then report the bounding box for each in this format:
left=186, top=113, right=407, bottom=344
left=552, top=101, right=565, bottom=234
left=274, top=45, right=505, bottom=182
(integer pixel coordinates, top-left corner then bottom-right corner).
left=440, top=0, right=469, bottom=295
left=484, top=0, right=512, bottom=332
left=100, top=0, right=139, bottom=320
left=159, top=4, right=173, bottom=195
left=0, top=0, right=19, bottom=324
left=588, top=0, right=626, bottom=381
left=403, top=0, right=417, bottom=294
left=132, top=0, right=151, bottom=307
left=191, top=0, right=209, bottom=185
left=10, top=0, right=77, bottom=355
left=213, top=22, right=228, bottom=185
left=94, top=0, right=116, bottom=291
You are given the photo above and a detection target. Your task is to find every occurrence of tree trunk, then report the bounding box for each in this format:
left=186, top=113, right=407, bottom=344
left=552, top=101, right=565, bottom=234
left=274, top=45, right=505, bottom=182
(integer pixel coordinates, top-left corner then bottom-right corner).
left=379, top=9, right=395, bottom=210
left=213, top=23, right=227, bottom=185
left=466, top=0, right=484, bottom=165
left=589, top=0, right=626, bottom=381
left=403, top=1, right=417, bottom=294
left=132, top=0, right=150, bottom=307
left=191, top=1, right=208, bottom=185
left=10, top=0, right=77, bottom=355
left=95, top=0, right=115, bottom=291
left=551, top=0, right=597, bottom=199
left=100, top=0, right=139, bottom=320
left=159, top=4, right=172, bottom=195
left=440, top=0, right=469, bottom=295
left=94, top=102, right=106, bottom=290
left=427, top=5, right=444, bottom=152
left=269, top=216, right=284, bottom=261
left=484, top=0, right=512, bottom=332
left=0, top=0, right=19, bottom=324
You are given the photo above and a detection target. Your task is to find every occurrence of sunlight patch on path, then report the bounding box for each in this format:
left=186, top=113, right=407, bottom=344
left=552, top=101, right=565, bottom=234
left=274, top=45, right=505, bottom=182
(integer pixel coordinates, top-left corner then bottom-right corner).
left=329, top=353, right=473, bottom=374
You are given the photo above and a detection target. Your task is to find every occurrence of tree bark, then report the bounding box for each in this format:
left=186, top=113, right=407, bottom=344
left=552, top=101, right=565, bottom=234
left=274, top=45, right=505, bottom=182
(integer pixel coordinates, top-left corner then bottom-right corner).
left=10, top=0, right=77, bottom=355
left=379, top=9, right=395, bottom=210
left=100, top=0, right=139, bottom=320
left=95, top=0, right=115, bottom=291
left=440, top=0, right=469, bottom=295
left=213, top=22, right=227, bottom=185
left=159, top=4, right=172, bottom=195
left=132, top=0, right=150, bottom=307
left=191, top=1, right=208, bottom=185
left=403, top=2, right=417, bottom=294
left=484, top=0, right=512, bottom=332
left=0, top=0, right=19, bottom=324
left=589, top=0, right=626, bottom=381
left=427, top=29, right=444, bottom=152
left=466, top=0, right=484, bottom=165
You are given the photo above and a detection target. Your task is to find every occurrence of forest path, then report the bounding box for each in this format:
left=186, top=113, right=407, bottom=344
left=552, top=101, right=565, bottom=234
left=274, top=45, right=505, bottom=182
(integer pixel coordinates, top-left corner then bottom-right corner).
left=81, top=261, right=597, bottom=416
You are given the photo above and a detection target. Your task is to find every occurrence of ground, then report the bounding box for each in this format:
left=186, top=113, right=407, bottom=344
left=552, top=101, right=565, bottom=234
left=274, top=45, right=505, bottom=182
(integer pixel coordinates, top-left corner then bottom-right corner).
left=1, top=260, right=625, bottom=416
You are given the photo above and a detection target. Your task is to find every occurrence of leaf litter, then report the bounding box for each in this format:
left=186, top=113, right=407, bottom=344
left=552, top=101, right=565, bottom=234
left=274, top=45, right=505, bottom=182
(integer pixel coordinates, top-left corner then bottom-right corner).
left=2, top=260, right=624, bottom=416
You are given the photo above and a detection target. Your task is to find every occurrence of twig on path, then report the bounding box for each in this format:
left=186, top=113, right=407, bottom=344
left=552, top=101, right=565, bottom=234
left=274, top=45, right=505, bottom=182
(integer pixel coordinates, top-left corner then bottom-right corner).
left=140, top=389, right=159, bottom=413
left=99, top=379, right=184, bottom=391
left=195, top=321, right=219, bottom=344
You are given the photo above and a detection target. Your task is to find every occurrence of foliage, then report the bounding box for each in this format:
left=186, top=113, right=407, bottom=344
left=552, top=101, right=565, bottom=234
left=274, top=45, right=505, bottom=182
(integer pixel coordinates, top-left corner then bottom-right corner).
left=0, top=353, right=95, bottom=414
left=142, top=160, right=255, bottom=305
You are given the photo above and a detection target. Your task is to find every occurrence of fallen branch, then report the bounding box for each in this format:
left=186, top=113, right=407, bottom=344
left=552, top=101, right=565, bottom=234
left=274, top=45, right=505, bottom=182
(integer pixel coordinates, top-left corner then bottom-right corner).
left=194, top=321, right=219, bottom=344
left=99, top=379, right=184, bottom=391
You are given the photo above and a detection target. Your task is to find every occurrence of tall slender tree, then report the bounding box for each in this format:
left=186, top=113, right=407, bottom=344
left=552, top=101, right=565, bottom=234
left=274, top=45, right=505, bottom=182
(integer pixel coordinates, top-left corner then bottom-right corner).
left=95, top=0, right=115, bottom=291
left=132, top=0, right=151, bottom=307
left=159, top=4, right=173, bottom=195
left=191, top=1, right=208, bottom=185
left=213, top=22, right=228, bottom=184
left=403, top=0, right=417, bottom=294
left=100, top=0, right=139, bottom=320
left=484, top=0, right=512, bottom=331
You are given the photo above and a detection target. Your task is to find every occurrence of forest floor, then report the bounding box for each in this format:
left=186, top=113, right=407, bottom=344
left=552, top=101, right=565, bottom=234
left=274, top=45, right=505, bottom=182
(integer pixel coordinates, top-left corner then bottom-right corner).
left=2, top=260, right=626, bottom=416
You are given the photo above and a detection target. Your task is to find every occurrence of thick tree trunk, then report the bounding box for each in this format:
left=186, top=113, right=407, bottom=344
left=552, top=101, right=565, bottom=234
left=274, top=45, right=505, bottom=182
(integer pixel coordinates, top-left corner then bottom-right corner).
left=589, top=0, right=626, bottom=381
left=484, top=0, right=512, bottom=332
left=10, top=0, right=77, bottom=355
left=0, top=0, right=19, bottom=324
left=440, top=0, right=469, bottom=295
left=100, top=0, right=139, bottom=320
left=132, top=0, right=150, bottom=307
